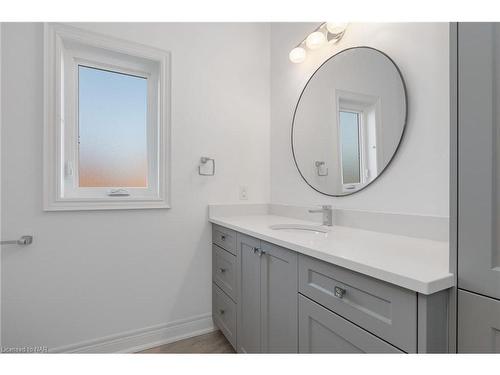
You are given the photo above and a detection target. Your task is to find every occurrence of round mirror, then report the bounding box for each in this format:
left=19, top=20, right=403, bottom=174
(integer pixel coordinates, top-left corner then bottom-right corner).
left=292, top=47, right=407, bottom=196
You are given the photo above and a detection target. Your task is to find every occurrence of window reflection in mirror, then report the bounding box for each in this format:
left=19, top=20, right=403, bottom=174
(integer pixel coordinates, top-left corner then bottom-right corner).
left=337, top=90, right=380, bottom=192
left=339, top=110, right=361, bottom=187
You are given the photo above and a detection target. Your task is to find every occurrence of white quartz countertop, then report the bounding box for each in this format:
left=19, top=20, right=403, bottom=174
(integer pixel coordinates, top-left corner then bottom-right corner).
left=209, top=214, right=454, bottom=295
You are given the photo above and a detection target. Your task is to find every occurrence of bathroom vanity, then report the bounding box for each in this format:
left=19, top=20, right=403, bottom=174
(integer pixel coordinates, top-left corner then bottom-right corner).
left=209, top=206, right=453, bottom=354
left=208, top=44, right=454, bottom=354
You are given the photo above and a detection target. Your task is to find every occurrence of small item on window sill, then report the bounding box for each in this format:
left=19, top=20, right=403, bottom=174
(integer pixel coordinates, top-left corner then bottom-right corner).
left=107, top=189, right=130, bottom=197
left=199, top=157, right=215, bottom=176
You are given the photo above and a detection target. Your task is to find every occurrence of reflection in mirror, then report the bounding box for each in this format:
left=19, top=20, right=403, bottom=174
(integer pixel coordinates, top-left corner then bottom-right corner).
left=292, top=47, right=407, bottom=196
left=339, top=111, right=361, bottom=189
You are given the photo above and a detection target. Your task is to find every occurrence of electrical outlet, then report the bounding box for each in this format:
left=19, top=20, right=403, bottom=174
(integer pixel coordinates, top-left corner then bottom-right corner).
left=239, top=186, right=248, bottom=200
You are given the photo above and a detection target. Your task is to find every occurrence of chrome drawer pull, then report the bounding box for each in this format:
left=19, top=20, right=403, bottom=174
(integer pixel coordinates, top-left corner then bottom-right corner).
left=219, top=267, right=226, bottom=273
left=219, top=309, right=225, bottom=315
left=334, top=286, right=346, bottom=298
left=1, top=235, right=33, bottom=246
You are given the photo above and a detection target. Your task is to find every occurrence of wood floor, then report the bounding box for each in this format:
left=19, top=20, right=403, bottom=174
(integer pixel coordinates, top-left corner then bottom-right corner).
left=138, top=330, right=235, bottom=354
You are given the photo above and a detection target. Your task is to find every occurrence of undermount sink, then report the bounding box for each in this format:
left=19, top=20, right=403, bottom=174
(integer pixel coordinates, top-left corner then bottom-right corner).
left=269, top=224, right=330, bottom=234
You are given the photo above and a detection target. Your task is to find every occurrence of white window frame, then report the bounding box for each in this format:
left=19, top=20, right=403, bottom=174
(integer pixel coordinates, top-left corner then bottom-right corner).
left=44, top=23, right=171, bottom=211
left=336, top=89, right=381, bottom=193
left=338, top=108, right=365, bottom=191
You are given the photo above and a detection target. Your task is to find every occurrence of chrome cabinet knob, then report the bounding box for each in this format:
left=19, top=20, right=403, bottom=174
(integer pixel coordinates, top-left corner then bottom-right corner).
left=253, top=247, right=266, bottom=256
left=219, top=309, right=225, bottom=315
left=334, top=286, right=346, bottom=298
left=219, top=267, right=226, bottom=273
left=221, top=235, right=226, bottom=241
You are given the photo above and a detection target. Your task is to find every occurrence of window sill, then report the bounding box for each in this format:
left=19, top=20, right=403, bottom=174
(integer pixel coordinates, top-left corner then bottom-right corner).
left=43, top=198, right=171, bottom=211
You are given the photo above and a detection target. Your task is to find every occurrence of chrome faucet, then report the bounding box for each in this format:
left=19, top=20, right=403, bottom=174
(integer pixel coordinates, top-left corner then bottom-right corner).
left=308, top=205, right=333, bottom=226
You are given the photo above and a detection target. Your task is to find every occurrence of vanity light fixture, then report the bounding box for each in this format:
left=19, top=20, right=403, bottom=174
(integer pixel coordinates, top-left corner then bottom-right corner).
left=326, top=22, right=348, bottom=36
left=289, top=46, right=307, bottom=63
left=289, top=22, right=348, bottom=64
left=305, top=31, right=327, bottom=50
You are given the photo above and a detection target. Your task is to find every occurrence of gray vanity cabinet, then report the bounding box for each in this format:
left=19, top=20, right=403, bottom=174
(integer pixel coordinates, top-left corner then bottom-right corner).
left=458, top=290, right=500, bottom=353
left=213, top=283, right=237, bottom=348
left=212, top=244, right=237, bottom=300
left=260, top=241, right=298, bottom=353
left=236, top=234, right=262, bottom=353
left=298, top=295, right=402, bottom=353
left=236, top=233, right=298, bottom=353
left=212, top=225, right=238, bottom=350
left=298, top=254, right=417, bottom=352
left=212, top=224, right=448, bottom=354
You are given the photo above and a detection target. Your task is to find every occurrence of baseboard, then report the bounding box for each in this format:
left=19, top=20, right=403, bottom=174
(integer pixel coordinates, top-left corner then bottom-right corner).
left=50, top=313, right=215, bottom=353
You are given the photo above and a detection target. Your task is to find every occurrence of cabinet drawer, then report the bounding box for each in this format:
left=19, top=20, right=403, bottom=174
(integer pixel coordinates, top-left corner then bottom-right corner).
left=298, top=255, right=417, bottom=352
left=213, top=283, right=237, bottom=349
left=298, top=294, right=402, bottom=353
left=458, top=289, right=500, bottom=353
left=212, top=225, right=237, bottom=255
left=212, top=244, right=237, bottom=301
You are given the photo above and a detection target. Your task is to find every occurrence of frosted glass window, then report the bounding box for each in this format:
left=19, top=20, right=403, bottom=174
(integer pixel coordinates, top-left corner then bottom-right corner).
left=339, top=111, right=361, bottom=184
left=78, top=65, right=148, bottom=187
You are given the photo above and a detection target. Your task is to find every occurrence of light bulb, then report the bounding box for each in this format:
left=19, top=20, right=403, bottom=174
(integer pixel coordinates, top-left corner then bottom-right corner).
left=305, top=31, right=326, bottom=50
left=326, top=22, right=348, bottom=36
left=289, top=47, right=306, bottom=63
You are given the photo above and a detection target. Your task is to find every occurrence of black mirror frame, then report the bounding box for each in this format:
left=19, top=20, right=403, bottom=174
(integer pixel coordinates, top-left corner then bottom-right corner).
left=291, top=46, right=409, bottom=197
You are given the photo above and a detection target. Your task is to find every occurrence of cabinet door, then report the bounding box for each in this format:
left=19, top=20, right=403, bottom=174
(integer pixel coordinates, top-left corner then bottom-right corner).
left=458, top=289, right=500, bottom=353
left=458, top=22, right=500, bottom=299
left=260, top=241, right=298, bottom=353
left=298, top=295, right=402, bottom=353
left=236, top=233, right=261, bottom=353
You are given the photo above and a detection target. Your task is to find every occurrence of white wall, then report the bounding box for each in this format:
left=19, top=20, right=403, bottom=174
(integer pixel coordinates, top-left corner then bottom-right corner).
left=271, top=23, right=449, bottom=216
left=1, top=22, right=450, bottom=351
left=1, top=22, right=270, bottom=350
